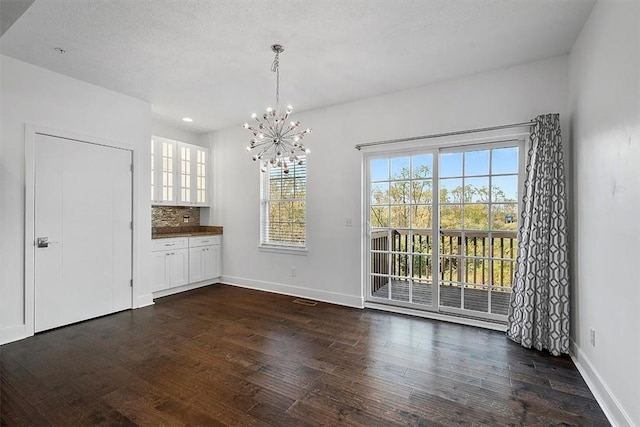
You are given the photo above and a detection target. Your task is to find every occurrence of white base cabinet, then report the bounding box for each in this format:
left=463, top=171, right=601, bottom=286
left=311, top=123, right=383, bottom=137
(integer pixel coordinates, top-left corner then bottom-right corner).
left=189, top=236, right=221, bottom=283
left=151, top=235, right=221, bottom=295
left=150, top=238, right=189, bottom=292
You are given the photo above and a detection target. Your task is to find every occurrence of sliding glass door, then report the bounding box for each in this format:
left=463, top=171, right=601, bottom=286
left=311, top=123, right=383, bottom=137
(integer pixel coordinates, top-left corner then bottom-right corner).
left=369, top=152, right=437, bottom=309
left=366, top=139, right=523, bottom=322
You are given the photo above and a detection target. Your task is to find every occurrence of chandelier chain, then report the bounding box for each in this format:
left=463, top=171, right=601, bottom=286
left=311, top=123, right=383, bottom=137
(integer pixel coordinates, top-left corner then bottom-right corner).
left=271, top=51, right=280, bottom=112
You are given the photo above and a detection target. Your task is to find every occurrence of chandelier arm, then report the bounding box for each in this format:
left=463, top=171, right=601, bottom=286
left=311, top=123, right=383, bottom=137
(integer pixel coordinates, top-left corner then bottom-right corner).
left=262, top=114, right=276, bottom=129
left=251, top=141, right=273, bottom=150
left=280, top=127, right=298, bottom=138
left=257, top=144, right=275, bottom=158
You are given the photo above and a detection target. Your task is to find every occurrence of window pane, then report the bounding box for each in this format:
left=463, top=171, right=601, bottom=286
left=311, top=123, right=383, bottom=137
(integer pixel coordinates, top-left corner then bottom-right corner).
left=412, top=255, right=431, bottom=279
left=463, top=204, right=488, bottom=230
left=440, top=178, right=462, bottom=203
left=492, top=235, right=518, bottom=259
left=465, top=235, right=490, bottom=258
left=464, top=177, right=489, bottom=203
left=390, top=206, right=410, bottom=228
left=491, top=204, right=518, bottom=231
left=492, top=147, right=518, bottom=174
left=440, top=205, right=462, bottom=229
left=371, top=252, right=389, bottom=275
left=440, top=233, right=460, bottom=258
left=370, top=158, right=389, bottom=182
left=371, top=182, right=389, bottom=205
left=464, top=150, right=489, bottom=176
left=390, top=181, right=410, bottom=204
left=492, top=175, right=518, bottom=202
left=411, top=180, right=432, bottom=204
left=371, top=206, right=389, bottom=228
left=412, top=205, right=432, bottom=229
left=412, top=232, right=433, bottom=254
left=463, top=284, right=488, bottom=312
left=491, top=259, right=515, bottom=287
left=465, top=258, right=489, bottom=286
left=391, top=157, right=410, bottom=180
left=412, top=154, right=433, bottom=178
left=440, top=282, right=461, bottom=308
left=440, top=152, right=462, bottom=177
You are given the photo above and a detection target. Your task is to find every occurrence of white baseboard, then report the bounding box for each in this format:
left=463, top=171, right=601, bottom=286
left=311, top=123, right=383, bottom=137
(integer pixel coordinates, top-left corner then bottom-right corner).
left=152, top=279, right=219, bottom=299
left=220, top=275, right=364, bottom=309
left=0, top=324, right=29, bottom=345
left=570, top=339, right=635, bottom=427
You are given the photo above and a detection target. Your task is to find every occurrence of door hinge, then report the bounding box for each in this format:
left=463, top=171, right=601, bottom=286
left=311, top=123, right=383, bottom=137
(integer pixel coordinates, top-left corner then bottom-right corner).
left=130, top=279, right=133, bottom=287
left=130, top=221, right=134, bottom=230
left=130, top=163, right=134, bottom=172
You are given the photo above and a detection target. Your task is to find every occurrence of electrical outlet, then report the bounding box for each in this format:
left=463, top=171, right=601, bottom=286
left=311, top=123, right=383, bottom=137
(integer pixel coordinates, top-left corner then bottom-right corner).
left=590, top=328, right=596, bottom=347
left=345, top=218, right=353, bottom=227
left=291, top=266, right=296, bottom=277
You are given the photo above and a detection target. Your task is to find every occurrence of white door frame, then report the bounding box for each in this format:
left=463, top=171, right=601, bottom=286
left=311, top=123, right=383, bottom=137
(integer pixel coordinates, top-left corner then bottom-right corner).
left=24, top=124, right=140, bottom=338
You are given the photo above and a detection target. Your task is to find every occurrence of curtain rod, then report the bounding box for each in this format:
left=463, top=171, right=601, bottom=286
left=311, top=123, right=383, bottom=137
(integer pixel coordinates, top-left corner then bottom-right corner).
left=354, top=120, right=536, bottom=151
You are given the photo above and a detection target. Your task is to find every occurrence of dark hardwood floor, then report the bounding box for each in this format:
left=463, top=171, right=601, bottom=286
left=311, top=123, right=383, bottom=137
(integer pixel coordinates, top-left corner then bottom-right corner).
left=1, top=284, right=608, bottom=426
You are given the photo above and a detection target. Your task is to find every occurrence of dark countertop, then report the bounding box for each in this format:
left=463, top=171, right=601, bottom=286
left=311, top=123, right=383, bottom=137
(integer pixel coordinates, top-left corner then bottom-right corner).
left=152, top=225, right=223, bottom=239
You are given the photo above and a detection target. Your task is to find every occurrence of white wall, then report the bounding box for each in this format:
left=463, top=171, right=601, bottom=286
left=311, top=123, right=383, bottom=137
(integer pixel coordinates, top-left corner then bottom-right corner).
left=208, top=55, right=570, bottom=308
left=152, top=119, right=206, bottom=147
left=569, top=1, right=640, bottom=425
left=0, top=55, right=153, bottom=343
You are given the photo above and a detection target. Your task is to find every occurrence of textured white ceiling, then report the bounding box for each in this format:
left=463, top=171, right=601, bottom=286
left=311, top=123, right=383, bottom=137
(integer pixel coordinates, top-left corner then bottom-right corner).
left=0, top=0, right=595, bottom=133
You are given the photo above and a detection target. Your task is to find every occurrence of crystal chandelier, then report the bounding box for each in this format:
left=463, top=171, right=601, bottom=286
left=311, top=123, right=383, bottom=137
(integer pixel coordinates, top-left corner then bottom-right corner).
left=243, top=44, right=312, bottom=173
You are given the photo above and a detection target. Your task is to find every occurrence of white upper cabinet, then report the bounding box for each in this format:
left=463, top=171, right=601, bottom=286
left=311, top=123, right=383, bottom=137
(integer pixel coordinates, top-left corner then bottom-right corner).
left=179, top=144, right=208, bottom=206
left=151, top=137, right=209, bottom=206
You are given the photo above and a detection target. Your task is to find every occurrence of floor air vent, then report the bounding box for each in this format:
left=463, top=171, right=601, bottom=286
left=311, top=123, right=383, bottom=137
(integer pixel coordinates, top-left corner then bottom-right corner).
left=292, top=298, right=318, bottom=307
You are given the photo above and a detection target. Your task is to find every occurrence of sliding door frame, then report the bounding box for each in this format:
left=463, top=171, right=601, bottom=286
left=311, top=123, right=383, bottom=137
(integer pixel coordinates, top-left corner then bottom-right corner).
left=362, top=130, right=529, bottom=324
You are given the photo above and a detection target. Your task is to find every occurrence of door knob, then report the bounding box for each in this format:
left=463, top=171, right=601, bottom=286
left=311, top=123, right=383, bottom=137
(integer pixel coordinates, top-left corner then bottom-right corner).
left=36, top=237, right=59, bottom=248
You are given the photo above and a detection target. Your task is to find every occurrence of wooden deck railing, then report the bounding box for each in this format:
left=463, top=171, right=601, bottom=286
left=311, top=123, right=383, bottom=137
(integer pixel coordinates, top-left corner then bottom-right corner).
left=371, top=229, right=517, bottom=293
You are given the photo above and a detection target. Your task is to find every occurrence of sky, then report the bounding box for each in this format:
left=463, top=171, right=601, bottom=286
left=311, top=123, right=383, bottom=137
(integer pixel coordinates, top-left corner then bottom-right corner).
left=370, top=146, right=519, bottom=201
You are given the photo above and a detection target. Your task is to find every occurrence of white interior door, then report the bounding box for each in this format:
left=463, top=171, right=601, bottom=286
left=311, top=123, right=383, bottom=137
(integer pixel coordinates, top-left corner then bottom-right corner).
left=34, top=134, right=132, bottom=332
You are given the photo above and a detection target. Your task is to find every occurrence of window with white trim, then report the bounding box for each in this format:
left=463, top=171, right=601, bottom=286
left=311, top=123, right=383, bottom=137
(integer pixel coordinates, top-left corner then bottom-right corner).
left=260, top=157, right=306, bottom=248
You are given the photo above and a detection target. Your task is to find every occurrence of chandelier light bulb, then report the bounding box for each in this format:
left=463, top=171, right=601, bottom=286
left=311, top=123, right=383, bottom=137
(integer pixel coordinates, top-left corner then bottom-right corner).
left=243, top=44, right=312, bottom=172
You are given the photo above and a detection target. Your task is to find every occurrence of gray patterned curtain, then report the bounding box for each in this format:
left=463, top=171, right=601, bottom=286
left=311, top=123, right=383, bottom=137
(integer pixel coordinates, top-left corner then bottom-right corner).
left=507, top=113, right=569, bottom=356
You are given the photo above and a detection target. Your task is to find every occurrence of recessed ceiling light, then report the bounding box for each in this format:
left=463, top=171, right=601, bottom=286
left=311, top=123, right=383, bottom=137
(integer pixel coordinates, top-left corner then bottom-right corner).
left=182, top=117, right=193, bottom=123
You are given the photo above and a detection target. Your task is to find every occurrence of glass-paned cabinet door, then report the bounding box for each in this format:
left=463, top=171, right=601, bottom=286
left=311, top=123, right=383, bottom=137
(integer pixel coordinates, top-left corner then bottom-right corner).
left=180, top=145, right=192, bottom=203
left=178, top=144, right=208, bottom=206
left=195, top=147, right=207, bottom=205
left=151, top=137, right=178, bottom=204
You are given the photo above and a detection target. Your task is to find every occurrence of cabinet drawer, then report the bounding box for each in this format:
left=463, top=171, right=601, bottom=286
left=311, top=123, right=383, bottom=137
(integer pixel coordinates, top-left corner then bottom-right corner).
left=189, top=235, right=221, bottom=248
left=151, top=237, right=188, bottom=252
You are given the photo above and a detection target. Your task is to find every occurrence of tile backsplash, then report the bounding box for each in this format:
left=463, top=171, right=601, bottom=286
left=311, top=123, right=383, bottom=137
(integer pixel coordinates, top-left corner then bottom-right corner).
left=152, top=206, right=201, bottom=228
